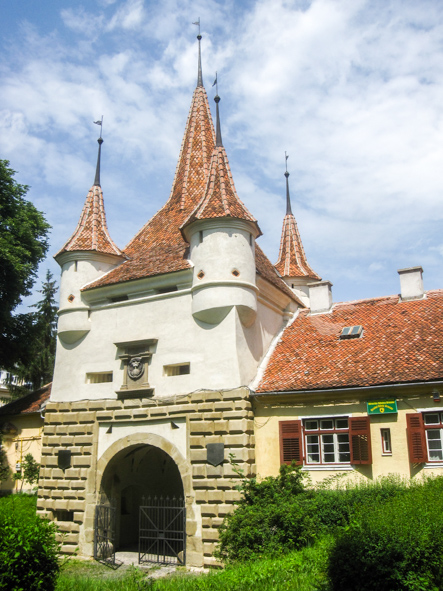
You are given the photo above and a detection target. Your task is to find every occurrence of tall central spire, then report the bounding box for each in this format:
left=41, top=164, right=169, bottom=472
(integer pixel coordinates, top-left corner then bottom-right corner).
left=194, top=18, right=203, bottom=88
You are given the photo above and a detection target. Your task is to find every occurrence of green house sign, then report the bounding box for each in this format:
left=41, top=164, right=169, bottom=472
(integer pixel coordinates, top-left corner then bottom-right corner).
left=367, top=400, right=398, bottom=415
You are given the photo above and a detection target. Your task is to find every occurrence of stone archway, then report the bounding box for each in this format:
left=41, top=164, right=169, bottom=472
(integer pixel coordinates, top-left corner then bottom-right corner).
left=82, top=432, right=202, bottom=566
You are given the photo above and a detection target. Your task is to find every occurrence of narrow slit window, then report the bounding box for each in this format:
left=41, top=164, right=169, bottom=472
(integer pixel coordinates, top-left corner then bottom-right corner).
left=164, top=363, right=190, bottom=376
left=86, top=372, right=113, bottom=384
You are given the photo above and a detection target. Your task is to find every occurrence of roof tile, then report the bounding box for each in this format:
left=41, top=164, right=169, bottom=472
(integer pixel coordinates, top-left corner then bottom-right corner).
left=257, top=290, right=443, bottom=392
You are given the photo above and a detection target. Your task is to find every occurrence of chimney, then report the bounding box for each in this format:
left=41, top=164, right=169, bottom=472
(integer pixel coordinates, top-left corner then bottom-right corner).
left=308, top=280, right=333, bottom=314
left=398, top=266, right=424, bottom=301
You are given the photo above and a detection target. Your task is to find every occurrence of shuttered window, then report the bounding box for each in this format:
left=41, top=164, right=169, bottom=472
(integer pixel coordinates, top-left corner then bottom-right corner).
left=349, top=416, right=372, bottom=465
left=279, top=421, right=303, bottom=465
left=279, top=416, right=373, bottom=467
left=406, top=413, right=427, bottom=463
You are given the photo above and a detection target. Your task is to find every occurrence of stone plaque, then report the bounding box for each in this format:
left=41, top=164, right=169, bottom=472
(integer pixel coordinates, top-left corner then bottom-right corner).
left=58, top=449, right=71, bottom=470
left=207, top=443, right=224, bottom=467
left=128, top=356, right=144, bottom=380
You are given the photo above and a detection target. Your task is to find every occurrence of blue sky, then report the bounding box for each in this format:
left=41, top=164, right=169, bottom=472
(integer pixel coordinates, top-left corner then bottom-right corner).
left=1, top=0, right=443, bottom=308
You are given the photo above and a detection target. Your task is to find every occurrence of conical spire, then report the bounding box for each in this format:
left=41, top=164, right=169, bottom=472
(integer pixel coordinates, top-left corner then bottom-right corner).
left=56, top=138, right=123, bottom=258
left=182, top=92, right=260, bottom=235
left=275, top=158, right=320, bottom=280
left=85, top=69, right=217, bottom=287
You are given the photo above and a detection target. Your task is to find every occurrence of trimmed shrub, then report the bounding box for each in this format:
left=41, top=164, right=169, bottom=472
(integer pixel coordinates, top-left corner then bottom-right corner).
left=328, top=476, right=443, bottom=591
left=0, top=494, right=60, bottom=591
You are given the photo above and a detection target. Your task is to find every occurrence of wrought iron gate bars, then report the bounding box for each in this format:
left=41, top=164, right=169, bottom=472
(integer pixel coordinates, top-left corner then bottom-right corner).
left=139, top=496, right=186, bottom=565
left=94, top=502, right=116, bottom=566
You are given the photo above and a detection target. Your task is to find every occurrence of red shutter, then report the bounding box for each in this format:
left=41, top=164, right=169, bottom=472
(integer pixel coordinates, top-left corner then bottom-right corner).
left=406, top=413, right=427, bottom=464
left=349, top=416, right=372, bottom=465
left=279, top=420, right=303, bottom=465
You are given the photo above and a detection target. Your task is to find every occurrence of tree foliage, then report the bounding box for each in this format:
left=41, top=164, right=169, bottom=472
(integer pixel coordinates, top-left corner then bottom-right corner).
left=0, top=159, right=50, bottom=369
left=9, top=270, right=58, bottom=395
left=13, top=453, right=41, bottom=491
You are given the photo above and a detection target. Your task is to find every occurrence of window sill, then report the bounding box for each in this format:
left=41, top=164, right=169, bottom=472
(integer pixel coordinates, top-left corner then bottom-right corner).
left=424, top=462, right=443, bottom=469
left=302, top=465, right=355, bottom=471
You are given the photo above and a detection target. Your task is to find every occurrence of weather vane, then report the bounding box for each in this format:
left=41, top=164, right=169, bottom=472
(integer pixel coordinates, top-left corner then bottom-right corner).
left=285, top=151, right=289, bottom=173
left=192, top=17, right=201, bottom=36
left=212, top=72, right=218, bottom=95
left=93, top=116, right=103, bottom=139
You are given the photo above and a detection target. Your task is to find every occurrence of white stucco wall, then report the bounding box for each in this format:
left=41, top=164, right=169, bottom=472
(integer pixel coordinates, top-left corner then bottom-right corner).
left=51, top=268, right=294, bottom=402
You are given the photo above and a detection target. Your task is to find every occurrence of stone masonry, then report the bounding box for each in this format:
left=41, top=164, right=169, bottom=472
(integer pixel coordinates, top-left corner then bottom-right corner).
left=37, top=387, right=255, bottom=567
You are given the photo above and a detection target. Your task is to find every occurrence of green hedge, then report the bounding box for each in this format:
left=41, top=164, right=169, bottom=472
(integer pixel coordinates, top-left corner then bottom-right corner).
left=328, top=477, right=443, bottom=591
left=0, top=494, right=60, bottom=591
left=216, top=465, right=411, bottom=563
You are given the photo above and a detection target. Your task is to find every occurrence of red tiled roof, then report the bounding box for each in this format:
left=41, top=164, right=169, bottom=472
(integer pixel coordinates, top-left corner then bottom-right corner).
left=84, top=85, right=216, bottom=290
left=181, top=146, right=261, bottom=233
left=255, top=244, right=303, bottom=304
left=256, top=290, right=443, bottom=392
left=83, top=86, right=295, bottom=304
left=56, top=185, right=123, bottom=258
left=0, top=383, right=51, bottom=417
left=274, top=213, right=320, bottom=280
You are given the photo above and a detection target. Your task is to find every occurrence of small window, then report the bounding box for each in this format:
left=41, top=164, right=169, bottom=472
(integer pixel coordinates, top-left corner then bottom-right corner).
left=340, top=325, right=363, bottom=339
left=199, top=231, right=204, bottom=244
left=381, top=428, right=392, bottom=454
left=157, top=286, right=178, bottom=294
left=164, top=363, right=190, bottom=376
left=54, top=510, right=74, bottom=522
left=86, top=372, right=113, bottom=384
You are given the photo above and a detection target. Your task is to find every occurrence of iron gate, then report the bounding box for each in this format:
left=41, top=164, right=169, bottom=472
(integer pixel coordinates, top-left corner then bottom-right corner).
left=94, top=501, right=116, bottom=566
left=139, top=496, right=186, bottom=565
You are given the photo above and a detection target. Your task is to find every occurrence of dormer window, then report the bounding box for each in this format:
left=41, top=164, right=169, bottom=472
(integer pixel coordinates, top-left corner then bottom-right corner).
left=340, top=325, right=363, bottom=339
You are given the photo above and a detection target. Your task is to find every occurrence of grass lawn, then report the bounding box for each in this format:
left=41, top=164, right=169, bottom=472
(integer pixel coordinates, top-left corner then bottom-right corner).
left=56, top=537, right=331, bottom=591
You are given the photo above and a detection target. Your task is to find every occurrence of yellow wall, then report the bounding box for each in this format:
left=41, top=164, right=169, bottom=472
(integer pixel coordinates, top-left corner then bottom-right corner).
left=1, top=414, right=43, bottom=493
left=253, top=388, right=443, bottom=485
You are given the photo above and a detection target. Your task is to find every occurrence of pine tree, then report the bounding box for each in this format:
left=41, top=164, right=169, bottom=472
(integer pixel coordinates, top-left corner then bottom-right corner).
left=8, top=271, right=58, bottom=395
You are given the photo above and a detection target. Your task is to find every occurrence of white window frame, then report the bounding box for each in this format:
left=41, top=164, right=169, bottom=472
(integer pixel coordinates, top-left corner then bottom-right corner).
left=303, top=416, right=351, bottom=466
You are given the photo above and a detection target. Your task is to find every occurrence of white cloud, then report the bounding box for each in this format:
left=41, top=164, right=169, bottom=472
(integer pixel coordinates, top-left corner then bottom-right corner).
left=2, top=0, right=443, bottom=307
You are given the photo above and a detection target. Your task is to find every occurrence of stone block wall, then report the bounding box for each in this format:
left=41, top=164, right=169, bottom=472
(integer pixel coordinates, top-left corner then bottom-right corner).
left=37, top=387, right=255, bottom=567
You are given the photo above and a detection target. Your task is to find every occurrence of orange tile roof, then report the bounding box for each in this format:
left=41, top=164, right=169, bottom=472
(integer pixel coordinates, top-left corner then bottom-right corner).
left=0, top=383, right=51, bottom=416
left=255, top=244, right=303, bottom=304
left=181, top=146, right=261, bottom=233
left=84, top=86, right=296, bottom=302
left=56, top=184, right=123, bottom=258
left=85, top=85, right=216, bottom=289
left=256, top=290, right=443, bottom=392
left=274, top=213, right=320, bottom=280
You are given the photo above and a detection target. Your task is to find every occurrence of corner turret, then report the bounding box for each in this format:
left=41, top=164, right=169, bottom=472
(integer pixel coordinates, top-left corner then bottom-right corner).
left=181, top=88, right=261, bottom=327
left=55, top=133, right=124, bottom=343
left=274, top=155, right=321, bottom=306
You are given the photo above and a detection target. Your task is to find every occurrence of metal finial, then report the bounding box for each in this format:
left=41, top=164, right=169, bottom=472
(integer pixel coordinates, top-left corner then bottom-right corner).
left=214, top=79, right=223, bottom=147
left=193, top=18, right=203, bottom=87
left=284, top=152, right=292, bottom=215
left=93, top=117, right=104, bottom=187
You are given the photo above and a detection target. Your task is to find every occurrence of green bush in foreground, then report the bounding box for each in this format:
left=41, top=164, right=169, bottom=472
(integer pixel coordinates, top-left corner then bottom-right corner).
left=328, top=476, right=443, bottom=591
left=0, top=494, right=60, bottom=591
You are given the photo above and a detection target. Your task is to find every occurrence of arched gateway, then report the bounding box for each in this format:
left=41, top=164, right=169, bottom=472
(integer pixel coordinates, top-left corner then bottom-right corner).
left=83, top=433, right=199, bottom=566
